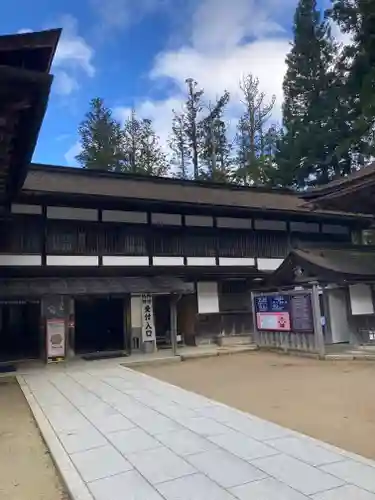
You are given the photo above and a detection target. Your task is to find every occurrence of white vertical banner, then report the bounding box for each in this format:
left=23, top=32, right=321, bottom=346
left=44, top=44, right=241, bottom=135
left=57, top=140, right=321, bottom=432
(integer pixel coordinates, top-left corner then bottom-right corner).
left=47, top=319, right=65, bottom=360
left=141, top=294, right=156, bottom=342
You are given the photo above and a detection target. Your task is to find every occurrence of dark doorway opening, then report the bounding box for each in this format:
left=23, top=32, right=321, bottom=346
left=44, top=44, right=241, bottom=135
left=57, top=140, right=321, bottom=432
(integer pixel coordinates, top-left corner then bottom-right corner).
left=0, top=301, right=41, bottom=361
left=75, top=297, right=124, bottom=354
left=154, top=295, right=171, bottom=347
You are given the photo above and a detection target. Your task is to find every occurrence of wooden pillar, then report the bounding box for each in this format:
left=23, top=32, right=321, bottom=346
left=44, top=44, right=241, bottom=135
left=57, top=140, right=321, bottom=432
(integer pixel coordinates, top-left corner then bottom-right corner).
left=170, top=294, right=179, bottom=356
left=312, top=284, right=325, bottom=357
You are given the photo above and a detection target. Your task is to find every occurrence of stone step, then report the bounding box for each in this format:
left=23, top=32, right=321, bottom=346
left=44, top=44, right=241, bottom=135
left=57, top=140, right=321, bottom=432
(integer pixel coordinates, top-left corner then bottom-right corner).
left=216, top=335, right=254, bottom=347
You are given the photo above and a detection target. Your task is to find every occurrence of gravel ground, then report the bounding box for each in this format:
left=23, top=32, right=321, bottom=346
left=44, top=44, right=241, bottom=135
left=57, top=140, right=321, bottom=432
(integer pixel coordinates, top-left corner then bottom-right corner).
left=139, top=351, right=375, bottom=460
left=0, top=378, right=69, bottom=500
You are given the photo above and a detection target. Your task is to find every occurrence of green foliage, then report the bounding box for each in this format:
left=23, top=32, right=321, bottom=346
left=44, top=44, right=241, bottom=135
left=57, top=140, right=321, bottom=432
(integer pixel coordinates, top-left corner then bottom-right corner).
left=277, top=0, right=339, bottom=187
left=76, top=98, right=124, bottom=171
left=168, top=110, right=191, bottom=179
left=233, top=75, right=277, bottom=185
left=122, top=110, right=169, bottom=176
left=199, top=91, right=232, bottom=182
left=77, top=3, right=375, bottom=188
left=184, top=78, right=204, bottom=179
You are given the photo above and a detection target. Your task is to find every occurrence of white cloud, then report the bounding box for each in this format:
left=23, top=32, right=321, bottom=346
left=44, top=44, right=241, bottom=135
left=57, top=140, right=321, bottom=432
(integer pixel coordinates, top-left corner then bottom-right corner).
left=54, top=15, right=95, bottom=79
left=117, top=0, right=295, bottom=154
left=90, top=0, right=172, bottom=35
left=54, top=70, right=80, bottom=95
left=115, top=96, right=185, bottom=152
left=65, top=141, right=81, bottom=165
left=17, top=17, right=95, bottom=97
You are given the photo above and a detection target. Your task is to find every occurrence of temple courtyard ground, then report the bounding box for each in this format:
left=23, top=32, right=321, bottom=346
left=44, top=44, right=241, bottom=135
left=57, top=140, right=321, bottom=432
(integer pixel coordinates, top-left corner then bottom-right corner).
left=0, top=378, right=68, bottom=500
left=14, top=354, right=375, bottom=499
left=139, top=351, right=375, bottom=460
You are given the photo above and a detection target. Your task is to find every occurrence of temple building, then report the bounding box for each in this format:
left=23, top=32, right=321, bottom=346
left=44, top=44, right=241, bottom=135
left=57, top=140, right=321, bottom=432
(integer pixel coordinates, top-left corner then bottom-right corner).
left=1, top=29, right=375, bottom=363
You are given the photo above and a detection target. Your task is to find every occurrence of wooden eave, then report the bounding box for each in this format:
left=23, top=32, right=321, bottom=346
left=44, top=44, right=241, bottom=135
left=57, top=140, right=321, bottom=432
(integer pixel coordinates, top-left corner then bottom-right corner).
left=0, top=29, right=60, bottom=205
left=0, top=66, right=53, bottom=203
left=19, top=164, right=372, bottom=224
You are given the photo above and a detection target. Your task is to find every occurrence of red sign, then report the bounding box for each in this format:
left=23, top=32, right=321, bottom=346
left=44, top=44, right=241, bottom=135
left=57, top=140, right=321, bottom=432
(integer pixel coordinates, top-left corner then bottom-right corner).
left=256, top=312, right=291, bottom=332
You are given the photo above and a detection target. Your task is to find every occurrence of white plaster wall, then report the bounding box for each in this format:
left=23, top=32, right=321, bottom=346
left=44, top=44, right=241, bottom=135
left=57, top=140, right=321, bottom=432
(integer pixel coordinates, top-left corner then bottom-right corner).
left=197, top=282, right=219, bottom=314
left=47, top=207, right=98, bottom=221
left=47, top=256, right=98, bottom=266
left=152, top=257, right=184, bottom=266
left=131, top=296, right=142, bottom=328
left=187, top=257, right=216, bottom=266
left=327, top=289, right=351, bottom=343
left=11, top=204, right=42, bottom=215
left=102, top=256, right=149, bottom=266
left=257, top=258, right=284, bottom=271
left=102, top=210, right=147, bottom=224
left=219, top=257, right=255, bottom=266
left=0, top=254, right=42, bottom=266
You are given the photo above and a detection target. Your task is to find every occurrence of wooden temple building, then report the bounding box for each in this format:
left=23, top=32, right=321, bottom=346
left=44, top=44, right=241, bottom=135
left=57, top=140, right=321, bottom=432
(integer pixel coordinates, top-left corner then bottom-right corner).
left=2, top=29, right=375, bottom=363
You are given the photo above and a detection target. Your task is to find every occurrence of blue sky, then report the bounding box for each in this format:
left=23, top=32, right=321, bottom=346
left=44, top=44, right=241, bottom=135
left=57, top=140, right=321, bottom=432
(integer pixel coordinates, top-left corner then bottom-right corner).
left=2, top=0, right=334, bottom=167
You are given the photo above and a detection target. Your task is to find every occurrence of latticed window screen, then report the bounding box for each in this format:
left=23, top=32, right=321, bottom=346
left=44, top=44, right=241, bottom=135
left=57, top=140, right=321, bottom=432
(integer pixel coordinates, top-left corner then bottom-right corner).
left=101, top=225, right=147, bottom=255
left=217, top=231, right=289, bottom=259
left=0, top=217, right=42, bottom=253
left=151, top=232, right=184, bottom=256
left=46, top=222, right=99, bottom=254
left=183, top=233, right=217, bottom=257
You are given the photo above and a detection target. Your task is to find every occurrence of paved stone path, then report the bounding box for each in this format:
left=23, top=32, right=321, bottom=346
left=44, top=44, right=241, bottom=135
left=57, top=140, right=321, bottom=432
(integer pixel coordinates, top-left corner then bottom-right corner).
left=18, top=362, right=375, bottom=500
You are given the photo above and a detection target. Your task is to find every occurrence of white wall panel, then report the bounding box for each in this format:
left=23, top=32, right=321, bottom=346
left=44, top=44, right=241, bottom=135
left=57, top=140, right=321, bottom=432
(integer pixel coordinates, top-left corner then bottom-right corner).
left=151, top=213, right=182, bottom=225
left=102, top=210, right=147, bottom=224
left=47, top=206, right=98, bottom=221
left=47, top=255, right=98, bottom=266
left=349, top=284, right=374, bottom=315
left=185, top=215, right=213, bottom=227
left=11, top=204, right=42, bottom=215
left=219, top=257, right=255, bottom=266
left=152, top=257, right=184, bottom=266
left=102, top=256, right=149, bottom=266
left=257, top=258, right=284, bottom=271
left=197, top=282, right=219, bottom=314
left=187, top=257, right=216, bottom=266
left=254, top=219, right=287, bottom=231
left=0, top=254, right=42, bottom=266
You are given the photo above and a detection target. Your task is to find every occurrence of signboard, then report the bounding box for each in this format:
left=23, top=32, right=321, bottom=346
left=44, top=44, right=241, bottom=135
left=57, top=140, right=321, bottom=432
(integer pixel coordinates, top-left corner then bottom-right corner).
left=290, top=293, right=314, bottom=333
left=141, top=294, right=156, bottom=342
left=256, top=312, right=291, bottom=331
left=254, top=292, right=314, bottom=334
left=47, top=319, right=65, bottom=359
left=254, top=294, right=291, bottom=332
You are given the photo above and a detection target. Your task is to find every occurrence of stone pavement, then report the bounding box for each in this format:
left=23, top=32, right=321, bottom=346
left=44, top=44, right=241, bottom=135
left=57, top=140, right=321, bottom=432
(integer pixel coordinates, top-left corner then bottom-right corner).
left=18, top=362, right=375, bottom=500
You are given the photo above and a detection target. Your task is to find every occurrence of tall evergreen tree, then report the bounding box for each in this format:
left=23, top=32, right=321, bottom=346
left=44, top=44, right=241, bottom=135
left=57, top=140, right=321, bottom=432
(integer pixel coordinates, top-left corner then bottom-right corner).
left=199, top=91, right=232, bottom=182
left=329, top=0, right=375, bottom=167
left=76, top=97, right=124, bottom=171
left=168, top=111, right=191, bottom=179
left=277, top=0, right=338, bottom=187
left=184, top=78, right=204, bottom=179
left=122, top=109, right=143, bottom=173
left=122, top=110, right=168, bottom=176
left=234, top=74, right=276, bottom=185
left=139, top=119, right=169, bottom=176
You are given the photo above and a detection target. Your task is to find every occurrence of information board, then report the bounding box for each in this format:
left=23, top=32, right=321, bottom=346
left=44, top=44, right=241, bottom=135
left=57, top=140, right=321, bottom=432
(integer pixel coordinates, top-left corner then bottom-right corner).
left=254, top=292, right=314, bottom=334
left=290, top=294, right=314, bottom=333
left=254, top=294, right=291, bottom=332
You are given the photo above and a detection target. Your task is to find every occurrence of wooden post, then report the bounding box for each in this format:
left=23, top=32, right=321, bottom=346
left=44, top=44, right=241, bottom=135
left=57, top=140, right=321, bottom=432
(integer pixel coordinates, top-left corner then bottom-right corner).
left=170, top=294, right=179, bottom=356
left=311, top=284, right=325, bottom=358
left=250, top=291, right=260, bottom=347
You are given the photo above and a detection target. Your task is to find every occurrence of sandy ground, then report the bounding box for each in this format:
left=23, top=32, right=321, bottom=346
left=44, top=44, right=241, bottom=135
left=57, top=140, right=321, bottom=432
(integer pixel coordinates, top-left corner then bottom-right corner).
left=139, top=352, right=375, bottom=460
left=0, top=378, right=68, bottom=500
